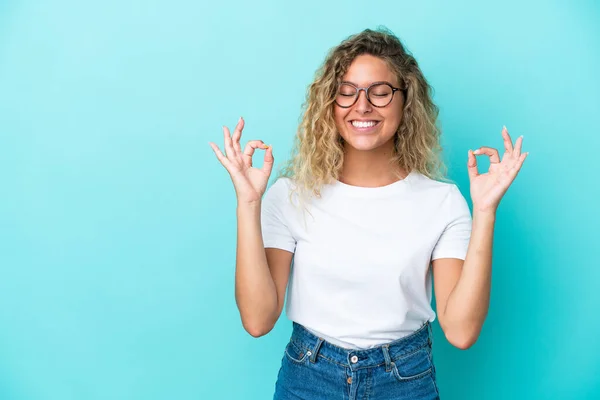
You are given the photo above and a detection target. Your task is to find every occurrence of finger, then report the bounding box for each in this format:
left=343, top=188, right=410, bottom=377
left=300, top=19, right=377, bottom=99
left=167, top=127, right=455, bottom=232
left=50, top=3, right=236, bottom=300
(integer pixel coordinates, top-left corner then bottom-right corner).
left=467, top=149, right=479, bottom=181
left=242, top=140, right=268, bottom=167
left=223, top=125, right=236, bottom=159
left=262, top=145, right=274, bottom=175
left=209, top=141, right=232, bottom=170
left=513, top=135, right=523, bottom=158
left=473, top=146, right=501, bottom=163
left=231, top=117, right=245, bottom=155
left=510, top=151, right=529, bottom=175
left=502, top=126, right=514, bottom=153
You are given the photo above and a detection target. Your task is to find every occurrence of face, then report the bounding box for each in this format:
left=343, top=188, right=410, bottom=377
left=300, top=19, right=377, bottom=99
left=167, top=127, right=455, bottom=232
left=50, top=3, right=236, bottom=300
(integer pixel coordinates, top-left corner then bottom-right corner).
left=334, top=54, right=404, bottom=153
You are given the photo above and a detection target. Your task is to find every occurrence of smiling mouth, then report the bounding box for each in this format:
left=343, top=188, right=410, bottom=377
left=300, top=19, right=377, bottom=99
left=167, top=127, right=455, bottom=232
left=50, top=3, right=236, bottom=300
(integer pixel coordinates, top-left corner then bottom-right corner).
left=349, top=120, right=381, bottom=129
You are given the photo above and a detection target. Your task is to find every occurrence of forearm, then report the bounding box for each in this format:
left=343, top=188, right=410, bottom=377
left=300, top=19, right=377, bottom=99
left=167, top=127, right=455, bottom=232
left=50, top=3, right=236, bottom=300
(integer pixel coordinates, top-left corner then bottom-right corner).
left=443, top=210, right=496, bottom=346
left=234, top=201, right=278, bottom=336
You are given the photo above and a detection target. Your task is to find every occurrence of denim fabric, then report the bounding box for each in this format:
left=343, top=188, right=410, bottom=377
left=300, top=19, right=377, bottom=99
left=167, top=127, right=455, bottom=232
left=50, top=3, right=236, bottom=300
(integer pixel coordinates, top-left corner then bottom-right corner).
left=273, top=321, right=440, bottom=399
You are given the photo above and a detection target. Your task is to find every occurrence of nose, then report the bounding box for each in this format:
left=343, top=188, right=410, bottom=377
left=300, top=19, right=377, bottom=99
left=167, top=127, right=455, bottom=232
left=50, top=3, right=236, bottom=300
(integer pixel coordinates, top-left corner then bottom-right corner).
left=354, top=88, right=372, bottom=113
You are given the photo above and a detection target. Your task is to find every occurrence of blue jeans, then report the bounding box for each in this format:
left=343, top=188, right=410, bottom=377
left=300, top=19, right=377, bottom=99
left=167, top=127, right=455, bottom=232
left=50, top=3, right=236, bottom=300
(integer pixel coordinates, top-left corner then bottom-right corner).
left=273, top=321, right=440, bottom=399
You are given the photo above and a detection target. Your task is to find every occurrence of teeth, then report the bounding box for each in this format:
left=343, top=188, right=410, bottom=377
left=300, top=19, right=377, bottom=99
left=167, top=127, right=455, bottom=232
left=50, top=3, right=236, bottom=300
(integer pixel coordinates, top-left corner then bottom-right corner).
left=351, top=120, right=377, bottom=128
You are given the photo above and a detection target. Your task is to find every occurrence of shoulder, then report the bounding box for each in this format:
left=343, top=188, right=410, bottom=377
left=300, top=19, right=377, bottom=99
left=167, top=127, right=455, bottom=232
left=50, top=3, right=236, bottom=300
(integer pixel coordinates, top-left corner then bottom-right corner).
left=410, top=172, right=463, bottom=196
left=410, top=172, right=470, bottom=211
left=265, top=176, right=295, bottom=197
left=262, top=177, right=300, bottom=209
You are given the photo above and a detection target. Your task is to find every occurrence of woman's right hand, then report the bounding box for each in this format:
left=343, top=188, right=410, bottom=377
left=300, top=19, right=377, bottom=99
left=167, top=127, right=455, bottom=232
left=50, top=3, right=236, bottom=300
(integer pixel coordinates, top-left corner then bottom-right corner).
left=209, top=117, right=274, bottom=204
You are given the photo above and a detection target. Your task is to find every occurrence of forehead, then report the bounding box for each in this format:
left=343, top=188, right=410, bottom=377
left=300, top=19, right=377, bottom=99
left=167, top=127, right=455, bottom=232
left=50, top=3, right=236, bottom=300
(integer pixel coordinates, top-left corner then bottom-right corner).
left=341, top=54, right=398, bottom=86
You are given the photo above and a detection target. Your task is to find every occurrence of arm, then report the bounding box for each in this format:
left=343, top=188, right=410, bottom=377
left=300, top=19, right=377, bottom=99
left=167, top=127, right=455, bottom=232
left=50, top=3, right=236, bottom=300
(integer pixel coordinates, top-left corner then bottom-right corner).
left=208, top=117, right=293, bottom=338
left=434, top=125, right=528, bottom=350
left=235, top=202, right=293, bottom=337
left=432, top=210, right=495, bottom=349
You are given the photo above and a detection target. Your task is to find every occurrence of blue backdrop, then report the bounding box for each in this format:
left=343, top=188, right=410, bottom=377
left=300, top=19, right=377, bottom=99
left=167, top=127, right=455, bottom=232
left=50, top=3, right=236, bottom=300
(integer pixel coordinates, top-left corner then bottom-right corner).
left=1, top=0, right=598, bottom=398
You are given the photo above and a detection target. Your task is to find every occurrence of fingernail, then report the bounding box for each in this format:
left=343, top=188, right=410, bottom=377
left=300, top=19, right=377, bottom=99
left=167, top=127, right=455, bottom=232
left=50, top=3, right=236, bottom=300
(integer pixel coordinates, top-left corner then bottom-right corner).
left=473, top=149, right=480, bottom=154
left=503, top=125, right=508, bottom=131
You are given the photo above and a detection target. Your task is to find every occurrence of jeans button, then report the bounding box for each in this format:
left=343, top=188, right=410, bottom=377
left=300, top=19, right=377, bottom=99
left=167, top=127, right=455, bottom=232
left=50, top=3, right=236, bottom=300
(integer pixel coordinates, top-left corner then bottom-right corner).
left=350, top=355, right=358, bottom=363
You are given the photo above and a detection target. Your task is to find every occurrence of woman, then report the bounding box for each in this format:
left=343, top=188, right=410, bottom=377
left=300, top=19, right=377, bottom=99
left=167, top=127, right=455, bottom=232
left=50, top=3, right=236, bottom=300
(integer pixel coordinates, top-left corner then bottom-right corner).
left=209, top=28, right=528, bottom=399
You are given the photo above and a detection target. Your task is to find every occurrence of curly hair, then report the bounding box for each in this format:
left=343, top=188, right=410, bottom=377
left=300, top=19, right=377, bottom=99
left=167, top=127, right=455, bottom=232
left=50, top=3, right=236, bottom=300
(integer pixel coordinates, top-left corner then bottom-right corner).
left=276, top=27, right=451, bottom=204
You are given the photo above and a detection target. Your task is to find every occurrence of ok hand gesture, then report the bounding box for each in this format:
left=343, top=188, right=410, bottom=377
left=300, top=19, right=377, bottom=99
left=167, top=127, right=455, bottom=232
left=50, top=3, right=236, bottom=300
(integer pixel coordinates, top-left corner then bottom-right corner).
left=467, top=126, right=529, bottom=213
left=209, top=117, right=274, bottom=204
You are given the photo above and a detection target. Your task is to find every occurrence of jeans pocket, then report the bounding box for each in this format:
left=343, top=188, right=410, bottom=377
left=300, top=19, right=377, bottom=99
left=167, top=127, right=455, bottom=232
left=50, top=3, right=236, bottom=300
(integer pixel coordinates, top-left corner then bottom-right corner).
left=390, top=346, right=433, bottom=382
left=284, top=339, right=311, bottom=364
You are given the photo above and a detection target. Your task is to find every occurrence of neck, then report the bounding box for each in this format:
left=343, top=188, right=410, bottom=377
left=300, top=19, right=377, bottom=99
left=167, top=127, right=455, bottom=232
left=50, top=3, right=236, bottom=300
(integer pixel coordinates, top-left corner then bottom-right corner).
left=339, top=141, right=407, bottom=187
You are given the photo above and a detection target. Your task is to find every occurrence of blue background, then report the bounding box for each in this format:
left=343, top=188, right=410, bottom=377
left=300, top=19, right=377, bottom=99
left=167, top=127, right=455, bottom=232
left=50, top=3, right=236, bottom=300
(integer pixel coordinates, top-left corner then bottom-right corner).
left=1, top=0, right=599, bottom=398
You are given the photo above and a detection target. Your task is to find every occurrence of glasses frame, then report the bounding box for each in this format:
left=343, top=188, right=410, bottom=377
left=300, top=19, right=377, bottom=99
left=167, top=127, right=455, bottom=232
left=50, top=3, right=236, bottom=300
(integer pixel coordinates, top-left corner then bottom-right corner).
left=334, top=81, right=407, bottom=108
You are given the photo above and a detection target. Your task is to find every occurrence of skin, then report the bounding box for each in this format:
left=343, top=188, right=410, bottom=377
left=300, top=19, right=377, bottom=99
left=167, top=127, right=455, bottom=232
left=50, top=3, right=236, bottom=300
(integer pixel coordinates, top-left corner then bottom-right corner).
left=334, top=54, right=408, bottom=187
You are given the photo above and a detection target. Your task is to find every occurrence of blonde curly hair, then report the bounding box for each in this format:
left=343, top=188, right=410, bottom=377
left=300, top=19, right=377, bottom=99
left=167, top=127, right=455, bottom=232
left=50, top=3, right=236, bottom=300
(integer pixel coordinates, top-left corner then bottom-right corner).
left=276, top=27, right=451, bottom=203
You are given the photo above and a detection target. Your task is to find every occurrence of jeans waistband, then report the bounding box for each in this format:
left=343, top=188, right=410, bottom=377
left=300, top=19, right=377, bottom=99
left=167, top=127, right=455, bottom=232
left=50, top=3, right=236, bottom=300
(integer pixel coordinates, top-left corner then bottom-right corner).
left=289, top=321, right=433, bottom=371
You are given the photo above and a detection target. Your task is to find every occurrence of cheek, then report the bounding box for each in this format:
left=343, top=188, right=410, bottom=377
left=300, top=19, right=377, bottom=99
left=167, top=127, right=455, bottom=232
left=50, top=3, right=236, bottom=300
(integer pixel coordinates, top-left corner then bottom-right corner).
left=383, top=107, right=403, bottom=127
left=334, top=108, right=347, bottom=129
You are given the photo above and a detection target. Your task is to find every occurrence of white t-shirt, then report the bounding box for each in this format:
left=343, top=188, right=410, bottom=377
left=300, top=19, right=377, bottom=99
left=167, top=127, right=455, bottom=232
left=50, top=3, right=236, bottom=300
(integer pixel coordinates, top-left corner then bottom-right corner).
left=260, top=170, right=472, bottom=349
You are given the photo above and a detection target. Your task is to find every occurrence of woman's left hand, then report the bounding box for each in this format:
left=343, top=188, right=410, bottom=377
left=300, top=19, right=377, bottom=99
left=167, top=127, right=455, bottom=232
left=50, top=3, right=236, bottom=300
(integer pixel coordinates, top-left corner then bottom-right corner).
left=467, top=126, right=529, bottom=213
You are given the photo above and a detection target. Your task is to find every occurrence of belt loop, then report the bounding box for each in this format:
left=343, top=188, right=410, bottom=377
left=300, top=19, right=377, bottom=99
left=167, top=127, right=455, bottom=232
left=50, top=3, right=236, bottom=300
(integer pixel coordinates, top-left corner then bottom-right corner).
left=381, top=344, right=392, bottom=372
left=427, top=321, right=433, bottom=346
left=309, top=337, right=324, bottom=363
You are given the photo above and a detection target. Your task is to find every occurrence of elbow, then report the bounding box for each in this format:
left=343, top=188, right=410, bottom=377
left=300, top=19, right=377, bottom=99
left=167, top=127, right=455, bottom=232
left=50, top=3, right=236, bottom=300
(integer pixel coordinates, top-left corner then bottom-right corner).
left=447, top=333, right=477, bottom=350
left=242, top=316, right=276, bottom=338
left=245, top=324, right=272, bottom=338
left=237, top=296, right=281, bottom=338
left=443, top=323, right=481, bottom=350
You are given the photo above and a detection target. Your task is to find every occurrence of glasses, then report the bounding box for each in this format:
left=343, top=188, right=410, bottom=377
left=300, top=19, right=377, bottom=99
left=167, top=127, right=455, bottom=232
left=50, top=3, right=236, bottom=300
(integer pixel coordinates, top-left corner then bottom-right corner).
left=335, top=81, right=406, bottom=108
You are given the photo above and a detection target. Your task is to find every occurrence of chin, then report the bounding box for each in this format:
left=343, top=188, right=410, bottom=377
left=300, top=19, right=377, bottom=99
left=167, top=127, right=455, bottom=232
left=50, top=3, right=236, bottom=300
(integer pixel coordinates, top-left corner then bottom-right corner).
left=342, top=134, right=395, bottom=152
left=343, top=139, right=384, bottom=152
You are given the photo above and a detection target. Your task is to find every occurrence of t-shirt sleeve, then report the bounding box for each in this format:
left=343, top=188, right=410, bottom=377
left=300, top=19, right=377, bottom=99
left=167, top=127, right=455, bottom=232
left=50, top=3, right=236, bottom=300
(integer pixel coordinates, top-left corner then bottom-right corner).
left=431, top=184, right=472, bottom=261
left=260, top=178, right=297, bottom=253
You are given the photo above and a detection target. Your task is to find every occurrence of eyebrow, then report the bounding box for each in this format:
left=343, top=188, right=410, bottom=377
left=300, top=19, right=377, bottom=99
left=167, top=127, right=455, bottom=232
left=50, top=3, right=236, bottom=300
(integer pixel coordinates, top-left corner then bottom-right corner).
left=341, top=80, right=395, bottom=87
